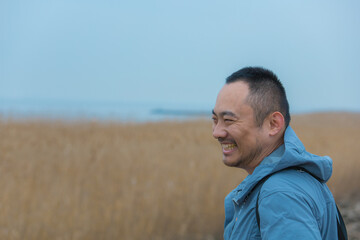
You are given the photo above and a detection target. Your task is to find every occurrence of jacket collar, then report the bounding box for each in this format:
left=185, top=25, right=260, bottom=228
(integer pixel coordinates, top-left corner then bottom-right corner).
left=231, top=126, right=333, bottom=205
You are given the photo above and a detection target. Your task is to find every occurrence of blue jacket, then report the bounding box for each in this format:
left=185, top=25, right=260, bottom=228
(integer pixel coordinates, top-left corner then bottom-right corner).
left=224, top=126, right=338, bottom=239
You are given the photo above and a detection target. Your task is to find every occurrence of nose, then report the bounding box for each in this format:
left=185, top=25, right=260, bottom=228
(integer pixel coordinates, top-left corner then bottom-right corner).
left=212, top=122, right=227, bottom=139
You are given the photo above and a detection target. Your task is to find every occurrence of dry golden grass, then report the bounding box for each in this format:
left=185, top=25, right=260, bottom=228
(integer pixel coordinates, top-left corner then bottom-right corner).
left=0, top=112, right=359, bottom=240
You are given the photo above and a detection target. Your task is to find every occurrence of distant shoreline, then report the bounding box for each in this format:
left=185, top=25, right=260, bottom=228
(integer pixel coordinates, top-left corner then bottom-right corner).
left=1, top=111, right=360, bottom=124
left=151, top=108, right=210, bottom=116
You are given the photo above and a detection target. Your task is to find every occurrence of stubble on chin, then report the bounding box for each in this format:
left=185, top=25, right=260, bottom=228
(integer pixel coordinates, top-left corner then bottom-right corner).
left=223, top=143, right=263, bottom=170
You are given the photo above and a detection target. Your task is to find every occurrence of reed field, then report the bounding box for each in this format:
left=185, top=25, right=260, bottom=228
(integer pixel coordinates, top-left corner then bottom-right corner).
left=0, top=112, right=359, bottom=240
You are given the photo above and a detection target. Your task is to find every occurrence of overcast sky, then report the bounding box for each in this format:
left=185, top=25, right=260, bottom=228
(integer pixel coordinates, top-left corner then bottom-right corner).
left=1, top=0, right=360, bottom=116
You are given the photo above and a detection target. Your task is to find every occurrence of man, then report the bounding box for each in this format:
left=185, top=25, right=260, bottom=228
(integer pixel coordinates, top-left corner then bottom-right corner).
left=212, top=67, right=339, bottom=239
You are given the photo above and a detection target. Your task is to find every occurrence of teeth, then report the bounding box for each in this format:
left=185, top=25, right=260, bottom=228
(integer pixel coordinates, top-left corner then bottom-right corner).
left=222, top=143, right=236, bottom=150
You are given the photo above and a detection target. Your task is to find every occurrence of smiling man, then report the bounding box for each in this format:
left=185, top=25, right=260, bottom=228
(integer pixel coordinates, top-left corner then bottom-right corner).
left=212, top=67, right=345, bottom=239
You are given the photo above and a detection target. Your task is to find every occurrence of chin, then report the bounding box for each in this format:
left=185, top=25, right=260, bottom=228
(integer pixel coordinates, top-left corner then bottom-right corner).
left=222, top=157, right=240, bottom=167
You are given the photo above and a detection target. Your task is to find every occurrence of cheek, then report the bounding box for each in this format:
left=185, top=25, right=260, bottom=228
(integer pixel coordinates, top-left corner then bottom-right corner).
left=233, top=130, right=252, bottom=146
left=229, top=128, right=243, bottom=142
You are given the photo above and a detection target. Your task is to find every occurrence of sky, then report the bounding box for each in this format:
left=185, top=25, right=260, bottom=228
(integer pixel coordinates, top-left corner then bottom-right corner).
left=1, top=0, right=360, bottom=119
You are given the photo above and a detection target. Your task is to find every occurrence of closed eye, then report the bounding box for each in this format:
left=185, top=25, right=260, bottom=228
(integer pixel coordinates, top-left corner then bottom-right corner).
left=224, top=119, right=234, bottom=122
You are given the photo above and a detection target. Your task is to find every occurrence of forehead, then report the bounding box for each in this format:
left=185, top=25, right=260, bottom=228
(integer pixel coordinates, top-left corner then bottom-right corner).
left=214, top=81, right=250, bottom=112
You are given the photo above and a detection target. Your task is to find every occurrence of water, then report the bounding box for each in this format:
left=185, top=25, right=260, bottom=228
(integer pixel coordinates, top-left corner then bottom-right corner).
left=0, top=99, right=212, bottom=122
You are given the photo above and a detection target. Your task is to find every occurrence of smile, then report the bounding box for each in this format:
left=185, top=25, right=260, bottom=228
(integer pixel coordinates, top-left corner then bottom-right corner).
left=222, top=143, right=237, bottom=151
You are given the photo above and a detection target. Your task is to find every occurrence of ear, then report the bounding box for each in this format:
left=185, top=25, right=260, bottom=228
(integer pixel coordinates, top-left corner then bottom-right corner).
left=267, top=111, right=285, bottom=136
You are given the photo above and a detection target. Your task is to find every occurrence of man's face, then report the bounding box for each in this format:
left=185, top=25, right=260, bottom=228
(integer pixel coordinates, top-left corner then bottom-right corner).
left=212, top=81, right=267, bottom=171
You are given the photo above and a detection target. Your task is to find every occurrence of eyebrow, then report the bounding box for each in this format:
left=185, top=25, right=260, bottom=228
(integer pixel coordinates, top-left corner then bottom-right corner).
left=212, top=109, right=238, bottom=118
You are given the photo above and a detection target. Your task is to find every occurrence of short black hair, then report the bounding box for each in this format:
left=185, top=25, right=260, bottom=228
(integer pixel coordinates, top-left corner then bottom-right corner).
left=226, top=66, right=291, bottom=128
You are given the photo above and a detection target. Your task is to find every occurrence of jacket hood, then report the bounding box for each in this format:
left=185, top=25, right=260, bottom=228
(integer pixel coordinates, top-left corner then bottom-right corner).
left=231, top=126, right=333, bottom=204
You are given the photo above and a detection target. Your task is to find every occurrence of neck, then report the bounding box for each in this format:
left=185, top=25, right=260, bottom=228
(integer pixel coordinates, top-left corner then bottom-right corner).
left=245, top=137, right=284, bottom=175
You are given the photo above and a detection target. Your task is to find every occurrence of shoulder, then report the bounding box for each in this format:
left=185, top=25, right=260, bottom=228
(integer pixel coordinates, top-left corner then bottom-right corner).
left=257, top=170, right=324, bottom=239
left=257, top=168, right=326, bottom=217
left=257, top=188, right=323, bottom=239
left=256, top=169, right=337, bottom=239
left=260, top=168, right=322, bottom=200
left=257, top=168, right=330, bottom=221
